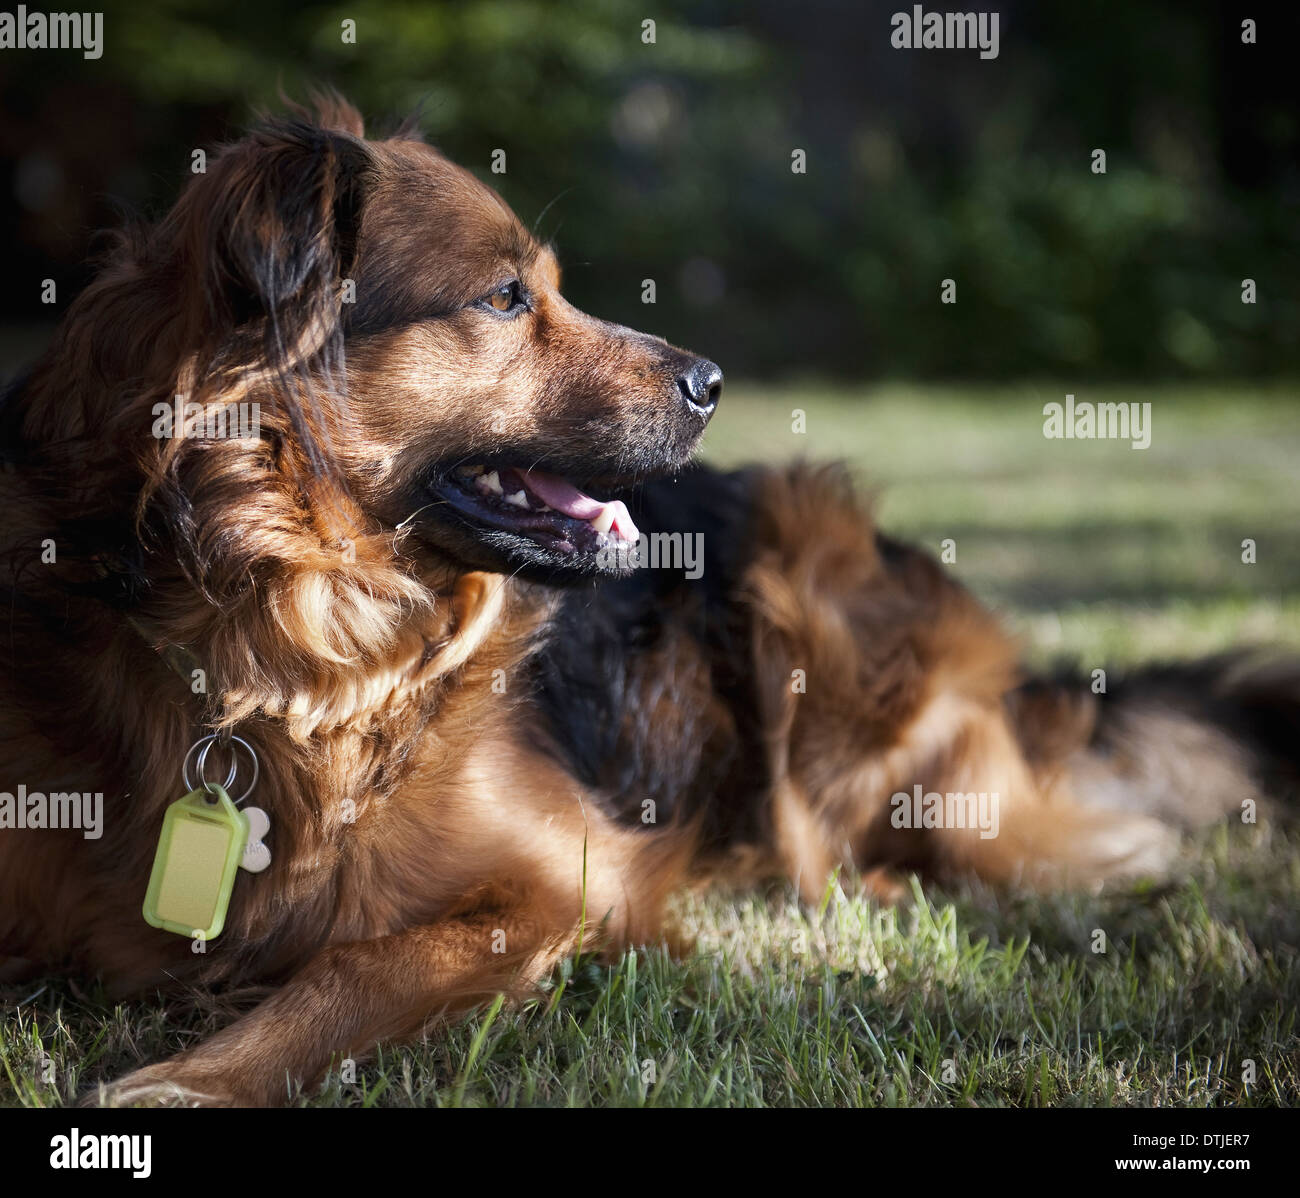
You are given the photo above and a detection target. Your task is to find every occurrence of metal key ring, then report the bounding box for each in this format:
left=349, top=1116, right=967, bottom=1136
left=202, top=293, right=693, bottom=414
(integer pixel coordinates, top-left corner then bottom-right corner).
left=182, top=733, right=260, bottom=806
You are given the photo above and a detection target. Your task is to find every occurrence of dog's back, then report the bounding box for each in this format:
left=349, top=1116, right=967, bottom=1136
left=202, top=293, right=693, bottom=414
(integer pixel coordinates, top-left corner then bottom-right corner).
left=532, top=461, right=1300, bottom=897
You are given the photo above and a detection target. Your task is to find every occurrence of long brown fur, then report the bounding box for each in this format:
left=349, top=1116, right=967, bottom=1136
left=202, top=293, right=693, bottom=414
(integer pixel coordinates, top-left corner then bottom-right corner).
left=0, top=96, right=1292, bottom=1106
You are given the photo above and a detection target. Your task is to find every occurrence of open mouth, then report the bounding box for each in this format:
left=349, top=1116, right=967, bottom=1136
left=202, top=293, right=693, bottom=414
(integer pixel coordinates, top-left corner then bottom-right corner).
left=431, top=463, right=641, bottom=556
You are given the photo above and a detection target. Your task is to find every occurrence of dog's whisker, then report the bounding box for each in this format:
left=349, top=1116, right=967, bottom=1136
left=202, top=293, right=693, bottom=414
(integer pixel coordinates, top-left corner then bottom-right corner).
left=395, top=502, right=438, bottom=530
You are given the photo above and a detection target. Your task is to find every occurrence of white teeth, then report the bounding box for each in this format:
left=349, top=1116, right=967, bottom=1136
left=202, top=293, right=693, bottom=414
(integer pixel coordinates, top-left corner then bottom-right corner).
left=504, top=490, right=529, bottom=508
left=477, top=470, right=503, bottom=495
left=590, top=506, right=615, bottom=535
left=608, top=500, right=638, bottom=543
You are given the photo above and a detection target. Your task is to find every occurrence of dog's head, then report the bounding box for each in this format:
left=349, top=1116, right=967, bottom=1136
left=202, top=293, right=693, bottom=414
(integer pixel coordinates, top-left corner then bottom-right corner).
left=341, top=133, right=722, bottom=580
left=145, top=96, right=720, bottom=587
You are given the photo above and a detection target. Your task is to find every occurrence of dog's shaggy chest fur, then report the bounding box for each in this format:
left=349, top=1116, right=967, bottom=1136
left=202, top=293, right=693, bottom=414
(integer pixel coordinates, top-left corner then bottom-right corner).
left=0, top=97, right=1296, bottom=1106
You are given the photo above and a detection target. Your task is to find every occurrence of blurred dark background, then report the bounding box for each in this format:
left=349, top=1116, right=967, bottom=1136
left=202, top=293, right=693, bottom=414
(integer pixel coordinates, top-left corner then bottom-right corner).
left=0, top=0, right=1295, bottom=380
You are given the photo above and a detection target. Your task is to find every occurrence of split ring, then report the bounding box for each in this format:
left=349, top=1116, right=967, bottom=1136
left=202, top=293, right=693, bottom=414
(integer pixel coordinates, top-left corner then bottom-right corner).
left=181, top=733, right=260, bottom=805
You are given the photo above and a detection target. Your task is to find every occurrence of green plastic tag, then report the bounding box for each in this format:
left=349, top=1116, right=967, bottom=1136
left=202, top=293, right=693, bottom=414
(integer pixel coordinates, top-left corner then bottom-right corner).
left=143, top=784, right=249, bottom=941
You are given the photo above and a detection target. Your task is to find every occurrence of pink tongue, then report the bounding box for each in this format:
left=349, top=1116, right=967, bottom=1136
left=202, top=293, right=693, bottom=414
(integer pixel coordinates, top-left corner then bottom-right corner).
left=518, top=468, right=639, bottom=543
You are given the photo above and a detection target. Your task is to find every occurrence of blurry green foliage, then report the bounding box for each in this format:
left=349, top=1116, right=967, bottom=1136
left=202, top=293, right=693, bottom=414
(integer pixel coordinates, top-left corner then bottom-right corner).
left=1, top=0, right=1294, bottom=379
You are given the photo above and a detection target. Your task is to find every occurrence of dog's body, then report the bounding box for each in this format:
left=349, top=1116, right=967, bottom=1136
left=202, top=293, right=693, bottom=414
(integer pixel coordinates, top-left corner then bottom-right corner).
left=1, top=98, right=1295, bottom=1105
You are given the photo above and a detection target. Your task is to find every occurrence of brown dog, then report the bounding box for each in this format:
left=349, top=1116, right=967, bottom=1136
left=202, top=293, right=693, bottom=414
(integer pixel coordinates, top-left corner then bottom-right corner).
left=0, top=96, right=1295, bottom=1106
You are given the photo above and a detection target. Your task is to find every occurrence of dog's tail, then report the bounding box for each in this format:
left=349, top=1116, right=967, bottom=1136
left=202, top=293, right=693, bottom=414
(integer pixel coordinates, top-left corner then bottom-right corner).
left=1008, top=652, right=1300, bottom=830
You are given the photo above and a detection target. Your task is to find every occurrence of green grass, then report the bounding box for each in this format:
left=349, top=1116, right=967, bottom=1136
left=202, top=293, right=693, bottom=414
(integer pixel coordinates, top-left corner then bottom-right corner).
left=4, top=382, right=1299, bottom=1107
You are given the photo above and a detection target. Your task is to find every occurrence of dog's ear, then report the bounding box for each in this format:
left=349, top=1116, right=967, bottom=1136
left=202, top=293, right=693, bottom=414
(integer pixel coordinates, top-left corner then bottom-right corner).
left=176, top=119, right=369, bottom=351
left=161, top=114, right=372, bottom=480
left=136, top=112, right=442, bottom=731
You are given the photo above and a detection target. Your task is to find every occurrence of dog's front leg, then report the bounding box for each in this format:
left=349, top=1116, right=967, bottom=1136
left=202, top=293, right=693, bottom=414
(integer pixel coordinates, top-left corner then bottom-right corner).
left=93, top=910, right=574, bottom=1107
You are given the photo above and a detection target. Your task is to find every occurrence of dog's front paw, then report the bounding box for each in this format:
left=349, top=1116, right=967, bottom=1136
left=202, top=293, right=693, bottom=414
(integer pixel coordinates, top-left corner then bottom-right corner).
left=86, top=1061, right=247, bottom=1108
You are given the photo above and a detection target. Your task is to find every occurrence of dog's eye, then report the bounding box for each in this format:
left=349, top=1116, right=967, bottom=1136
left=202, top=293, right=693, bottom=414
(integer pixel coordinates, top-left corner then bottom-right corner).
left=485, top=281, right=522, bottom=312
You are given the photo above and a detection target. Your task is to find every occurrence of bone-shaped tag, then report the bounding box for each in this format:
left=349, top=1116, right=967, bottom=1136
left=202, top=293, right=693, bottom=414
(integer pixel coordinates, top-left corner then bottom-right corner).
left=239, top=806, right=271, bottom=873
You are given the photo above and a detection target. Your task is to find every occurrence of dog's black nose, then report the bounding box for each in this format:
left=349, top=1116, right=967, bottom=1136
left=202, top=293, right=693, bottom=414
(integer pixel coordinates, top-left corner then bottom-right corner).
left=677, top=359, right=723, bottom=416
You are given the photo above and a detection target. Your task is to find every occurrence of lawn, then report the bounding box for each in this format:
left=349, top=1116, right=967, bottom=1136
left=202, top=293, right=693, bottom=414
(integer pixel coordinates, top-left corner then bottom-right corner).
left=3, top=382, right=1298, bottom=1107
